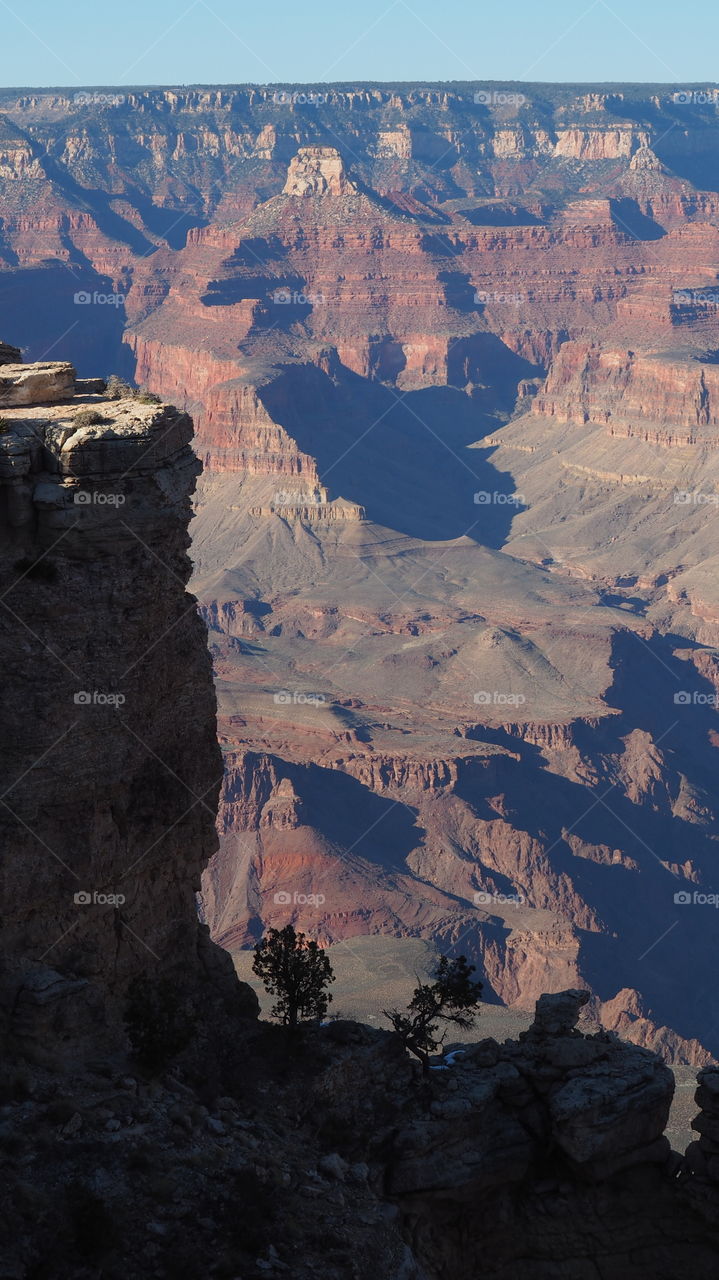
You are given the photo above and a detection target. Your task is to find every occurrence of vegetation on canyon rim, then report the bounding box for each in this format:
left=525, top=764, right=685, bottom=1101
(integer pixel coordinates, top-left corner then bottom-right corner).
left=123, top=976, right=198, bottom=1072
left=104, top=374, right=161, bottom=403
left=252, top=925, right=335, bottom=1030
left=250, top=928, right=482, bottom=1073
left=383, top=955, right=483, bottom=1075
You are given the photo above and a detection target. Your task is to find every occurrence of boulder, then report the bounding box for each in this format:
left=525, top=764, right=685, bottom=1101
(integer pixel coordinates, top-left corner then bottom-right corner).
left=0, top=341, right=22, bottom=366
left=529, top=989, right=591, bottom=1037
left=0, top=361, right=75, bottom=406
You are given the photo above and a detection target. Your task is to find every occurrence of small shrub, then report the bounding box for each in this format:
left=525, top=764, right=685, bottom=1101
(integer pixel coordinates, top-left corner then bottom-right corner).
left=221, top=1168, right=275, bottom=1253
left=105, top=374, right=134, bottom=400
left=105, top=375, right=161, bottom=404
left=66, top=1183, right=118, bottom=1259
left=126, top=1144, right=153, bottom=1172
left=74, top=408, right=107, bottom=427
left=123, top=975, right=197, bottom=1072
left=12, top=557, right=58, bottom=583
left=0, top=417, right=11, bottom=434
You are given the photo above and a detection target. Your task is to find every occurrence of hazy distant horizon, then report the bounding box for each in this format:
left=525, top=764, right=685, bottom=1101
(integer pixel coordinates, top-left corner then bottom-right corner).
left=1, top=0, right=718, bottom=91
left=1, top=79, right=719, bottom=91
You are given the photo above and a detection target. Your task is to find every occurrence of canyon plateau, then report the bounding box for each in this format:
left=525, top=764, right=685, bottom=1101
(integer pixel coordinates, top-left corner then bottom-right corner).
left=3, top=82, right=719, bottom=1069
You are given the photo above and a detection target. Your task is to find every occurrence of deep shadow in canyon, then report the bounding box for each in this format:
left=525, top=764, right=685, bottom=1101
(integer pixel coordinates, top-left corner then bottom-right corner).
left=257, top=361, right=531, bottom=544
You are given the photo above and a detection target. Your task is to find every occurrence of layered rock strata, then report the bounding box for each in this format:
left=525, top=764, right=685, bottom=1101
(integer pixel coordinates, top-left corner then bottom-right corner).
left=0, top=355, right=253, bottom=1062
left=4, top=85, right=719, bottom=1064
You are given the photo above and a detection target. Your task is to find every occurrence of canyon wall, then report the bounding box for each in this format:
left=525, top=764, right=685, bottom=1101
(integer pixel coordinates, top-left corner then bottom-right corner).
left=3, top=84, right=719, bottom=1064
left=0, top=356, right=255, bottom=1063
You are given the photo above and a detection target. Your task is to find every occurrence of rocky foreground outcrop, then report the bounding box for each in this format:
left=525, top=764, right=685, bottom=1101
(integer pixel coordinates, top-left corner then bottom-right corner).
left=2, top=355, right=719, bottom=1275
left=0, top=356, right=256, bottom=1064
left=3, top=979, right=719, bottom=1277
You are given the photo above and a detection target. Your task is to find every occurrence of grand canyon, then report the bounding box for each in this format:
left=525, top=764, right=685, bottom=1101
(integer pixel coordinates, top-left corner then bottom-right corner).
left=4, top=79, right=719, bottom=1277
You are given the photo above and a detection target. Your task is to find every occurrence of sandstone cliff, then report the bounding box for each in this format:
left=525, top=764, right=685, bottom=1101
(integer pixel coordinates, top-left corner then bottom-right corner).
left=4, top=84, right=719, bottom=1070
left=0, top=356, right=255, bottom=1063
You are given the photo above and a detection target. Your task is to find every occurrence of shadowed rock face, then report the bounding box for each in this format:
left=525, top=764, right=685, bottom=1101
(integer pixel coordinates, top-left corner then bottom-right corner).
left=0, top=341, right=21, bottom=366
left=291, top=991, right=719, bottom=1277
left=688, top=1066, right=719, bottom=1182
left=389, top=989, right=676, bottom=1197
left=0, top=358, right=256, bottom=1062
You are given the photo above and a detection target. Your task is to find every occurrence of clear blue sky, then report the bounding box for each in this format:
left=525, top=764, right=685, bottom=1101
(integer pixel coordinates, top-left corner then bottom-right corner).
left=1, top=0, right=717, bottom=88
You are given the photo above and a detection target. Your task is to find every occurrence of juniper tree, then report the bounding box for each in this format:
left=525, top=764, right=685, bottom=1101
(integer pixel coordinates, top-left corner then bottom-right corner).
left=384, top=954, right=483, bottom=1074
left=252, top=925, right=334, bottom=1030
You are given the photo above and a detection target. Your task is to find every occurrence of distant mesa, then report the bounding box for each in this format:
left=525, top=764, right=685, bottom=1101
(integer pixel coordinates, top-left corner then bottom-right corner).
left=249, top=482, right=365, bottom=522
left=282, top=145, right=357, bottom=198
left=629, top=145, right=664, bottom=171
